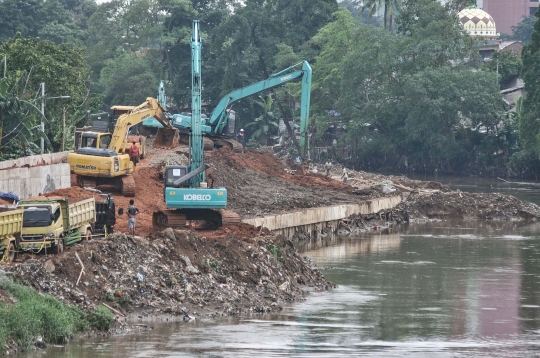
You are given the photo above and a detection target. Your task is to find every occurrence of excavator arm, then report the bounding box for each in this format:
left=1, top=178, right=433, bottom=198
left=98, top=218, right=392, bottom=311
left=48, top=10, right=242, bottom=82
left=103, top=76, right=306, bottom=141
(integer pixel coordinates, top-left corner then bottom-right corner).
left=109, top=97, right=174, bottom=152
left=209, top=60, right=312, bottom=157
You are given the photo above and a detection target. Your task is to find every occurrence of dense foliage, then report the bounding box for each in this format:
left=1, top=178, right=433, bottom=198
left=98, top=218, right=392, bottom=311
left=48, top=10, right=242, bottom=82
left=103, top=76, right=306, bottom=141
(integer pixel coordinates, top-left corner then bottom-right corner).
left=510, top=10, right=540, bottom=177
left=0, top=0, right=538, bottom=177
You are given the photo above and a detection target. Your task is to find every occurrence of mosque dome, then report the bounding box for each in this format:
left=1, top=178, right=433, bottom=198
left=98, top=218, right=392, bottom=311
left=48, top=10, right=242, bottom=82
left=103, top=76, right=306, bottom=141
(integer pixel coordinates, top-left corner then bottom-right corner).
left=458, top=7, right=498, bottom=39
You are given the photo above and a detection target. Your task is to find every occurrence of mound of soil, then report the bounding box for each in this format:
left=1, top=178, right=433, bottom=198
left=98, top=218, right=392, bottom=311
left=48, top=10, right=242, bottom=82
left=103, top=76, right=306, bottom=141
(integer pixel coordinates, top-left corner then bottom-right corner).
left=8, top=230, right=333, bottom=317
left=206, top=147, right=370, bottom=218
left=210, top=147, right=352, bottom=192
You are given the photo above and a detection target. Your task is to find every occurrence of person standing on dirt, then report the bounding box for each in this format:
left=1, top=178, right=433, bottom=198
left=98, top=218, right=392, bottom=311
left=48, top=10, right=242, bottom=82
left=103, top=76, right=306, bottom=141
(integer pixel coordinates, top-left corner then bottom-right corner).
left=341, top=167, right=348, bottom=184
left=129, top=141, right=140, bottom=167
left=325, top=161, right=332, bottom=176
left=127, top=199, right=140, bottom=236
left=237, top=129, right=245, bottom=148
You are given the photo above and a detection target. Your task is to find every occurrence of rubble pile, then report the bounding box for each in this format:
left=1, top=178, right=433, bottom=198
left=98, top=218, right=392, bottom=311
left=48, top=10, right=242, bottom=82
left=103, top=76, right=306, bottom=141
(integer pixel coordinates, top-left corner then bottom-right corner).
left=398, top=191, right=540, bottom=221
left=8, top=229, right=334, bottom=317
left=146, top=150, right=188, bottom=167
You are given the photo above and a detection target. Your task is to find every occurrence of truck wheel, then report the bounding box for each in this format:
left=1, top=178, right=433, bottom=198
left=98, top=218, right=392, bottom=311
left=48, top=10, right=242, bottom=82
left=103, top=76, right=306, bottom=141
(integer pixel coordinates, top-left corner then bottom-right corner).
left=7, top=242, right=16, bottom=262
left=86, top=229, right=92, bottom=241
left=53, top=239, right=64, bottom=254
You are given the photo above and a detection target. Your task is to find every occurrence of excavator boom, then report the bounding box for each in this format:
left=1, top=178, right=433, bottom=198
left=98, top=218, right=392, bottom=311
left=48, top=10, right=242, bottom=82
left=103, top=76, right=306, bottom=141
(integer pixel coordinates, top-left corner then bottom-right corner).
left=111, top=97, right=178, bottom=150
left=209, top=61, right=312, bottom=157
left=154, top=20, right=238, bottom=229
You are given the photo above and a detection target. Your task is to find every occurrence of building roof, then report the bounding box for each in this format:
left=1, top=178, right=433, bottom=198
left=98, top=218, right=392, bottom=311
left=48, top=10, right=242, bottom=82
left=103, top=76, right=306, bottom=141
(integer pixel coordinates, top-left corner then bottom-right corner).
left=458, top=7, right=498, bottom=39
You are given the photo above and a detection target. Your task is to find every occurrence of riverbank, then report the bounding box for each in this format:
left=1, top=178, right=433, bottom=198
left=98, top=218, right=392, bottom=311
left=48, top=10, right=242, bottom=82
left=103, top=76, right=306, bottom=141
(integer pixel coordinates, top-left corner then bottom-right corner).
left=2, top=228, right=333, bottom=353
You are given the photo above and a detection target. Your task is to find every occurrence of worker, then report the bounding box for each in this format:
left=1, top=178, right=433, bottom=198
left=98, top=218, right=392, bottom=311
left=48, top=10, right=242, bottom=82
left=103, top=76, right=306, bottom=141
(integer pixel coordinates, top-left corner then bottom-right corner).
left=129, top=141, right=140, bottom=166
left=325, top=161, right=332, bottom=176
left=127, top=199, right=140, bottom=236
left=341, top=167, right=348, bottom=184
left=237, top=129, right=245, bottom=148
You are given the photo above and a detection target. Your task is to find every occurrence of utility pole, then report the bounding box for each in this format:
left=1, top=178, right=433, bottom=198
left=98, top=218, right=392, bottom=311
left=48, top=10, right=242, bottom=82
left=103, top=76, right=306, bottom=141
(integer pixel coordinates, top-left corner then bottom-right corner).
left=62, top=106, right=67, bottom=151
left=41, top=83, right=45, bottom=154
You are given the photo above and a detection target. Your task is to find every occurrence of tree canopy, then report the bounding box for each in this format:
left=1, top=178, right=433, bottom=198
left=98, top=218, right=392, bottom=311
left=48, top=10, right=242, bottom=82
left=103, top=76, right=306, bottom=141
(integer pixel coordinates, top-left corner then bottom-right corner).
left=0, top=0, right=533, bottom=178
left=0, top=34, right=96, bottom=152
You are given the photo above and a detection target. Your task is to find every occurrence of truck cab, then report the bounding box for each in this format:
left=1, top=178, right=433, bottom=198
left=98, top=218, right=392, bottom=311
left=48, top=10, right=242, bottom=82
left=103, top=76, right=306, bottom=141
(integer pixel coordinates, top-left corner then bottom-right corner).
left=18, top=197, right=96, bottom=254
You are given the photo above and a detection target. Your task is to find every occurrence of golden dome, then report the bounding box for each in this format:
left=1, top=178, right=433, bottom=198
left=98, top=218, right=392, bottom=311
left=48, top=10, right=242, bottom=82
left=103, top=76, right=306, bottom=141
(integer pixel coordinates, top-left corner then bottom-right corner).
left=458, top=8, right=498, bottom=39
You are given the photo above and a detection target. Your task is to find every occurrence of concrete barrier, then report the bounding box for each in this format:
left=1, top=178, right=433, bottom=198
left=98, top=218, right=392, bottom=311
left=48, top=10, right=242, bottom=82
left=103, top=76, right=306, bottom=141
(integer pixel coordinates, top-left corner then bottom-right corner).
left=0, top=152, right=71, bottom=198
left=242, top=195, right=403, bottom=237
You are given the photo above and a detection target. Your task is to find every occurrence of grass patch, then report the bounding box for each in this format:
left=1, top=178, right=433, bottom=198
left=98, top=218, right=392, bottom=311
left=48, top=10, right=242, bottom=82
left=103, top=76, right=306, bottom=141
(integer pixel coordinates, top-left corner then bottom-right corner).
left=206, top=259, right=223, bottom=273
left=87, top=305, right=113, bottom=331
left=268, top=244, right=283, bottom=260
left=0, top=278, right=112, bottom=354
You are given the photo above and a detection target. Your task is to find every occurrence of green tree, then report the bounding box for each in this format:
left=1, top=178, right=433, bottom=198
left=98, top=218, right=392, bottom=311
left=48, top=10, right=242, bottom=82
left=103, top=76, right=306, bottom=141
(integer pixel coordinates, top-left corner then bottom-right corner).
left=484, top=51, right=522, bottom=88
left=245, top=95, right=278, bottom=145
left=0, top=0, right=93, bottom=46
left=0, top=34, right=93, bottom=152
left=504, top=15, right=538, bottom=43
left=361, top=0, right=400, bottom=32
left=203, top=0, right=337, bottom=147
left=0, top=76, right=48, bottom=159
left=307, top=8, right=358, bottom=135
left=99, top=54, right=160, bottom=106
left=511, top=10, right=540, bottom=176
left=86, top=0, right=169, bottom=90
left=309, top=0, right=506, bottom=173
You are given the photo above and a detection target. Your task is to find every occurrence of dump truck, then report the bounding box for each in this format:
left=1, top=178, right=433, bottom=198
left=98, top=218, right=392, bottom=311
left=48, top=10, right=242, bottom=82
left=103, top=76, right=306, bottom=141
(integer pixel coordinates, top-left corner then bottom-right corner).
left=18, top=197, right=97, bottom=254
left=0, top=207, right=23, bottom=263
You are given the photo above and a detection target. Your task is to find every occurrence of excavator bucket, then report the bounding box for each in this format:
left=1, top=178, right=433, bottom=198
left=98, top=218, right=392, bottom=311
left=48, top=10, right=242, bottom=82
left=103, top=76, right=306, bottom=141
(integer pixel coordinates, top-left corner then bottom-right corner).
left=153, top=128, right=180, bottom=148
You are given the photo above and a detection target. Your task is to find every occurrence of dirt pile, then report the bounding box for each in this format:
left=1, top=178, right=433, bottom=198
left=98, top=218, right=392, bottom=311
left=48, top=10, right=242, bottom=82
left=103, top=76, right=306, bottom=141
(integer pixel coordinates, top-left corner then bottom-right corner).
left=8, top=229, right=333, bottom=317
left=207, top=148, right=370, bottom=217
left=210, top=147, right=352, bottom=192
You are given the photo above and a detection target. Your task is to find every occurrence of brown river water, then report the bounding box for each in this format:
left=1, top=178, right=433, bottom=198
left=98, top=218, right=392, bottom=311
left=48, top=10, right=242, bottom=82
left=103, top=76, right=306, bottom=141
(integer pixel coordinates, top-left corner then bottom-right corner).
left=23, top=176, right=540, bottom=357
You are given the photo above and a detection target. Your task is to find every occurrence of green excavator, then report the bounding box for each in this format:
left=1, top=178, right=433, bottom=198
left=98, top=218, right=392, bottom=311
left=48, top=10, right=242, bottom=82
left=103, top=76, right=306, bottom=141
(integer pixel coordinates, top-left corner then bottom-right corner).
left=153, top=20, right=312, bottom=228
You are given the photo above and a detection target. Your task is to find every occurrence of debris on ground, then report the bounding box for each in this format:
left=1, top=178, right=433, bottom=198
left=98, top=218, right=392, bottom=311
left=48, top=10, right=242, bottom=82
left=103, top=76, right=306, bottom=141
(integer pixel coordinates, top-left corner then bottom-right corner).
left=8, top=229, right=334, bottom=318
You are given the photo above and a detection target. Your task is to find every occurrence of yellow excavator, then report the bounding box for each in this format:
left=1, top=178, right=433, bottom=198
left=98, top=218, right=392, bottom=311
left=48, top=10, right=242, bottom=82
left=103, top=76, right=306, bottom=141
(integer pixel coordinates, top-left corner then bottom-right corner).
left=67, top=98, right=179, bottom=196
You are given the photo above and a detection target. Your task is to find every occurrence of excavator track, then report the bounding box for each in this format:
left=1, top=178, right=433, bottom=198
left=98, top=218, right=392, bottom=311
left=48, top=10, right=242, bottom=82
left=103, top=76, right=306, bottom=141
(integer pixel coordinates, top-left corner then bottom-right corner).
left=212, top=138, right=244, bottom=152
left=153, top=210, right=187, bottom=228
left=220, top=210, right=241, bottom=225
left=153, top=209, right=239, bottom=229
left=203, top=137, right=214, bottom=151
left=78, top=176, right=97, bottom=189
left=120, top=175, right=136, bottom=197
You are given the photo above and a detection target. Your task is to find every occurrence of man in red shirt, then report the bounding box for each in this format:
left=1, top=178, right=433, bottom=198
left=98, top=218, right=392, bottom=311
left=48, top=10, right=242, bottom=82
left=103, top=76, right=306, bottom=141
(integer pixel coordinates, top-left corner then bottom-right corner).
left=129, top=141, right=140, bottom=166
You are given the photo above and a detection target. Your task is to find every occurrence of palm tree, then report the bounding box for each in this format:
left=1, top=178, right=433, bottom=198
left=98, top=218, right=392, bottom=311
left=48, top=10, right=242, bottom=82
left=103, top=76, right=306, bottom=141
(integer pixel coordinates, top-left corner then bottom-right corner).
left=0, top=76, right=48, bottom=159
left=245, top=95, right=279, bottom=146
left=361, top=0, right=401, bottom=32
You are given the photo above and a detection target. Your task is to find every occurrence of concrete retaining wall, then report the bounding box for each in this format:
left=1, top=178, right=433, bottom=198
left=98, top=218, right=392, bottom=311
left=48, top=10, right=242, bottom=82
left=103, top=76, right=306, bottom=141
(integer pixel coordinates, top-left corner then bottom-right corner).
left=0, top=151, right=70, bottom=170
left=0, top=152, right=71, bottom=199
left=242, top=195, right=403, bottom=237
